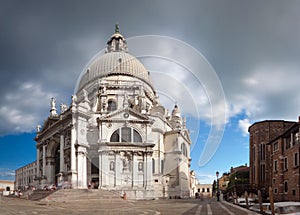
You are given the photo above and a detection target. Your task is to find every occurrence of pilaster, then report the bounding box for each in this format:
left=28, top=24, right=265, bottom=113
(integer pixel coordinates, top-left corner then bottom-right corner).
left=132, top=152, right=138, bottom=187
left=77, top=146, right=87, bottom=188
left=144, top=152, right=153, bottom=188
left=115, top=151, right=121, bottom=186
left=100, top=151, right=109, bottom=187
left=70, top=124, right=77, bottom=188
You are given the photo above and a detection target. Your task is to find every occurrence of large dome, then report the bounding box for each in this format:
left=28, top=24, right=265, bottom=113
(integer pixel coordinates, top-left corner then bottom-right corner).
left=76, top=29, right=153, bottom=93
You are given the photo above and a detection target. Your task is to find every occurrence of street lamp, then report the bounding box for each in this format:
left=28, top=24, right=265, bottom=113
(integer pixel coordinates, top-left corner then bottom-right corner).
left=216, top=171, right=220, bottom=201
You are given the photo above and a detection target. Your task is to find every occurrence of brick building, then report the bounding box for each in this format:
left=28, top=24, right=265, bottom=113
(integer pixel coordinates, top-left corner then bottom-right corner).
left=269, top=120, right=300, bottom=201
left=219, top=173, right=229, bottom=191
left=248, top=120, right=295, bottom=196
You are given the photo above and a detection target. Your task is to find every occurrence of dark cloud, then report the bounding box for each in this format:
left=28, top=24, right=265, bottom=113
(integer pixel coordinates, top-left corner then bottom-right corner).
left=0, top=0, right=300, bottom=135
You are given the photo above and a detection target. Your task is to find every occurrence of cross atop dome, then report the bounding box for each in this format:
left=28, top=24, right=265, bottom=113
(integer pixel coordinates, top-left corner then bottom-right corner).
left=105, top=24, right=128, bottom=53
left=115, top=23, right=120, bottom=33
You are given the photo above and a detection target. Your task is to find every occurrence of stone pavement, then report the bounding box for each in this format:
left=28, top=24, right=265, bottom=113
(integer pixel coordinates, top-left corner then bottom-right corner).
left=0, top=196, right=259, bottom=215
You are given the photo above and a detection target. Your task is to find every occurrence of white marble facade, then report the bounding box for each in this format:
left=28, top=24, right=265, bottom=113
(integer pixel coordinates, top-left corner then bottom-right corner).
left=32, top=26, right=192, bottom=199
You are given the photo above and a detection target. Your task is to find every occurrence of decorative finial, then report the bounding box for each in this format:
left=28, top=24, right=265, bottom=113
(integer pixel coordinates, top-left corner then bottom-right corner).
left=115, top=23, right=120, bottom=33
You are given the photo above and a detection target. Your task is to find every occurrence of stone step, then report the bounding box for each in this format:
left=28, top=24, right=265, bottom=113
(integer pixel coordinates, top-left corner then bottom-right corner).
left=27, top=190, right=57, bottom=201
left=39, top=189, right=122, bottom=202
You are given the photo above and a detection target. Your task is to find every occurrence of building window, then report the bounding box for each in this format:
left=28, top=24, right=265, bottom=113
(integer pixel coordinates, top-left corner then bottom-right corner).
left=274, top=160, right=278, bottom=172
left=181, top=143, right=187, bottom=157
left=207, top=188, right=210, bottom=192
left=152, top=158, right=155, bottom=174
left=294, top=153, right=299, bottom=167
left=202, top=188, right=205, bottom=192
left=273, top=142, right=279, bottom=152
left=198, top=188, right=200, bottom=193
left=274, top=188, right=278, bottom=194
left=107, top=100, right=117, bottom=112
left=260, top=164, right=265, bottom=181
left=260, top=143, right=266, bottom=160
left=293, top=189, right=296, bottom=196
left=292, top=133, right=296, bottom=147
left=284, top=157, right=288, bottom=170
left=109, top=161, right=115, bottom=171
left=110, top=127, right=142, bottom=143
left=284, top=181, right=288, bottom=193
left=285, top=138, right=291, bottom=150
left=138, top=162, right=143, bottom=172
left=161, top=159, right=164, bottom=174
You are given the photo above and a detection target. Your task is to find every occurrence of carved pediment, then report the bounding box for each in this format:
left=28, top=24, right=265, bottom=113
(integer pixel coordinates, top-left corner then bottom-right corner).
left=41, top=117, right=59, bottom=132
left=98, top=107, right=151, bottom=122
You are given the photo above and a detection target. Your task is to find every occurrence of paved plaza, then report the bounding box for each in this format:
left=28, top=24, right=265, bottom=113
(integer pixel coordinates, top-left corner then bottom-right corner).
left=0, top=196, right=258, bottom=215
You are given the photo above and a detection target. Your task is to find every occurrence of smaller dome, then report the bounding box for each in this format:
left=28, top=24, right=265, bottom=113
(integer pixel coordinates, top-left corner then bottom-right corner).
left=172, top=105, right=181, bottom=118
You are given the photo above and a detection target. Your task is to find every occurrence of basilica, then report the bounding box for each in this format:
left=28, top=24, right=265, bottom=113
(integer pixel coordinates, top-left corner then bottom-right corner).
left=16, top=27, right=193, bottom=199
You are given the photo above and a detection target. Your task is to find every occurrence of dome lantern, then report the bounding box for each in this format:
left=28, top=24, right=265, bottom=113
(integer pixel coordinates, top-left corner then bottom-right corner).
left=105, top=24, right=128, bottom=53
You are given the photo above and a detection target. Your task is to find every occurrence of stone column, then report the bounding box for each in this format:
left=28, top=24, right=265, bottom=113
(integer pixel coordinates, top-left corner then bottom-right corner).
left=46, top=157, right=55, bottom=184
left=60, top=133, right=65, bottom=173
left=144, top=152, right=153, bottom=188
left=70, top=125, right=77, bottom=188
left=42, top=144, right=46, bottom=177
left=77, top=146, right=87, bottom=188
left=59, top=132, right=65, bottom=183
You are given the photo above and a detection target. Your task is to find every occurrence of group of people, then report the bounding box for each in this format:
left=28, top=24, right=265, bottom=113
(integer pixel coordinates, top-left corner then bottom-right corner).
left=42, top=184, right=57, bottom=191
left=14, top=190, right=23, bottom=197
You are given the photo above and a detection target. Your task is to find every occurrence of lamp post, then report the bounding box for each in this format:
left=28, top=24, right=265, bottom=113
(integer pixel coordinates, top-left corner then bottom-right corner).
left=216, top=171, right=220, bottom=201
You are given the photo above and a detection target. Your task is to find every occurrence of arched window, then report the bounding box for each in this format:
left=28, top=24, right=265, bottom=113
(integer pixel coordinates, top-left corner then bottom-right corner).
left=121, top=127, right=131, bottom=142
left=110, top=127, right=142, bottom=143
left=133, top=129, right=142, bottom=142
left=107, top=100, right=117, bottom=112
left=110, top=129, right=120, bottom=142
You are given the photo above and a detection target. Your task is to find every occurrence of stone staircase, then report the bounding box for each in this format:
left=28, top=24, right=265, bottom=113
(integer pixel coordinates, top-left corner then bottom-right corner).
left=26, top=190, right=57, bottom=201
left=37, top=189, right=122, bottom=202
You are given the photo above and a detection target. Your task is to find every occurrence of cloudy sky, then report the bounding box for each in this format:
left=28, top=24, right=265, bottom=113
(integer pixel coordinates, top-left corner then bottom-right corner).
left=1, top=0, right=300, bottom=183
